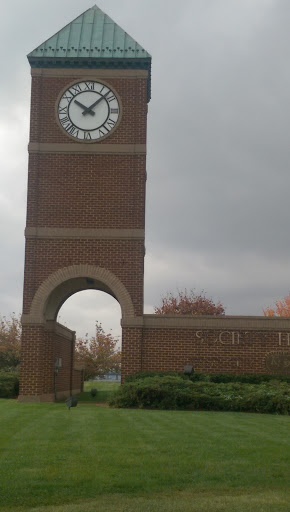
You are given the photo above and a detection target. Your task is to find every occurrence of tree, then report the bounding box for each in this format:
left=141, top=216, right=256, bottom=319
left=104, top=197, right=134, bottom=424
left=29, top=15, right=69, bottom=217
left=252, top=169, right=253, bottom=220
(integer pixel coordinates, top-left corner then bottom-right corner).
left=75, top=323, right=121, bottom=379
left=154, top=290, right=225, bottom=316
left=0, top=314, right=21, bottom=371
left=263, top=295, right=290, bottom=317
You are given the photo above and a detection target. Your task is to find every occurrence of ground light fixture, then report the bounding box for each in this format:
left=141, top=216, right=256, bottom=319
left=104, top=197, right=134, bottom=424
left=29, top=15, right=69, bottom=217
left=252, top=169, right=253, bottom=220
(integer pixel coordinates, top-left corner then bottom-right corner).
left=65, top=396, right=78, bottom=410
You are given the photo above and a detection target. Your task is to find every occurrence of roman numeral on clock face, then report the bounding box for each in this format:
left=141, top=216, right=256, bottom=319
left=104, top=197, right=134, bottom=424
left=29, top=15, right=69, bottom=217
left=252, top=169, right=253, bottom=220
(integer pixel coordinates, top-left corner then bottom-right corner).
left=58, top=106, right=68, bottom=115
left=59, top=116, right=70, bottom=126
left=84, top=82, right=95, bottom=90
left=107, top=118, right=116, bottom=128
left=59, top=116, right=79, bottom=138
left=69, top=84, right=82, bottom=96
left=66, top=126, right=79, bottom=137
left=58, top=81, right=120, bottom=141
left=106, top=93, right=116, bottom=103
left=63, top=93, right=73, bottom=102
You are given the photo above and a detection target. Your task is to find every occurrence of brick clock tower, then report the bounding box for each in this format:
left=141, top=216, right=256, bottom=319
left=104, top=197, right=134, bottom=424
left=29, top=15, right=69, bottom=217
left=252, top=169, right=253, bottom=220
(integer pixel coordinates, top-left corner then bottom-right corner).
left=20, top=5, right=151, bottom=401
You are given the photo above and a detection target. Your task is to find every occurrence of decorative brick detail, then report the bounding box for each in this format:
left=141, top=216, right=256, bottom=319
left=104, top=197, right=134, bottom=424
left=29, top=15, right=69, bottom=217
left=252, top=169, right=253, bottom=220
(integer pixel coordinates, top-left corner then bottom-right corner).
left=28, top=143, right=146, bottom=155
left=24, top=264, right=135, bottom=323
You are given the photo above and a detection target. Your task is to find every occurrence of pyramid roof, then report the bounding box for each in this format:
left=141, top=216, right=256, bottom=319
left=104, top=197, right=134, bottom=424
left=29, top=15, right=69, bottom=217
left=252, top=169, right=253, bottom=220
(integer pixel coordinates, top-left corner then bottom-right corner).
left=28, top=4, right=151, bottom=99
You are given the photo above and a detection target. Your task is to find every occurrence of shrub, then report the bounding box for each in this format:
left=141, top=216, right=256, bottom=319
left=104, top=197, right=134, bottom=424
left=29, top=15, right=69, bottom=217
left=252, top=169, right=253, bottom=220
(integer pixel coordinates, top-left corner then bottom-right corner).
left=110, top=375, right=290, bottom=414
left=90, top=388, right=97, bottom=397
left=125, top=371, right=290, bottom=385
left=201, top=373, right=290, bottom=384
left=0, top=371, right=19, bottom=398
left=125, top=371, right=185, bottom=383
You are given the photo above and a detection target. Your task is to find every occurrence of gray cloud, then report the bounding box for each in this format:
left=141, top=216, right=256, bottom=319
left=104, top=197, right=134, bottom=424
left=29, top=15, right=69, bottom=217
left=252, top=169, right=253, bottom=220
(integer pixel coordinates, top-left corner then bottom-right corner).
left=1, top=0, right=289, bottom=338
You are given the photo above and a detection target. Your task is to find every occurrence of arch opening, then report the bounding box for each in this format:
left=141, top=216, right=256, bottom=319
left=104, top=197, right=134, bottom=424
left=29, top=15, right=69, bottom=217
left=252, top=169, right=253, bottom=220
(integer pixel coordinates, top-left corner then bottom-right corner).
left=45, top=277, right=118, bottom=322
left=58, top=288, right=122, bottom=382
left=27, top=264, right=135, bottom=323
left=57, top=288, right=122, bottom=343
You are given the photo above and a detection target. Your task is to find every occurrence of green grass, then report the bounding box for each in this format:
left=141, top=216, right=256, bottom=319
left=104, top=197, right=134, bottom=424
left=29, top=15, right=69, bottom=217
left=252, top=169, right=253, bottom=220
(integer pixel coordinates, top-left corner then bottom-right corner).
left=0, top=401, right=289, bottom=512
left=78, top=380, right=120, bottom=402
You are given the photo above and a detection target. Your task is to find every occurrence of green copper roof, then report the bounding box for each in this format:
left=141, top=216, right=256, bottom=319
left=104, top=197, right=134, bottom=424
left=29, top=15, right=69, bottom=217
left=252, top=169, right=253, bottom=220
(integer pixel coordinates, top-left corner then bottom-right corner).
left=28, top=5, right=151, bottom=60
left=28, top=5, right=151, bottom=100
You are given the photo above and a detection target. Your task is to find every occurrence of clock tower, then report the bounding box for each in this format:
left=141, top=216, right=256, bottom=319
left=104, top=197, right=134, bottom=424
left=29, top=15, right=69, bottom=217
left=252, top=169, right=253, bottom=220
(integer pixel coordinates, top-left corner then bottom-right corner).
left=20, top=5, right=151, bottom=401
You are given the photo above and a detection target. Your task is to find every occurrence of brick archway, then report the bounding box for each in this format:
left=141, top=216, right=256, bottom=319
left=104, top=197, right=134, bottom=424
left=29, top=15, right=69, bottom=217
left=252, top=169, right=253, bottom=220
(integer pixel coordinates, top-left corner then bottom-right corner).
left=23, top=264, right=135, bottom=325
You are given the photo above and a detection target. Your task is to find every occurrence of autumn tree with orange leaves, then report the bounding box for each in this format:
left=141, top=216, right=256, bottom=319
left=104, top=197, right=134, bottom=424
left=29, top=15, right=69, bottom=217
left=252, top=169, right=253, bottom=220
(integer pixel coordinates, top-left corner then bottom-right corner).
left=263, top=295, right=290, bottom=317
left=154, top=290, right=225, bottom=316
left=75, top=324, right=121, bottom=379
left=0, top=313, right=21, bottom=371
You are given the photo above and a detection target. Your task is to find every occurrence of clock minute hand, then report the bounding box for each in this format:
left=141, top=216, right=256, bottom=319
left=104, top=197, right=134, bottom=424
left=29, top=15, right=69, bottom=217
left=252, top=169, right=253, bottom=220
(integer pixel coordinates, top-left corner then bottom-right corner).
left=83, top=90, right=111, bottom=116
left=74, top=99, right=95, bottom=116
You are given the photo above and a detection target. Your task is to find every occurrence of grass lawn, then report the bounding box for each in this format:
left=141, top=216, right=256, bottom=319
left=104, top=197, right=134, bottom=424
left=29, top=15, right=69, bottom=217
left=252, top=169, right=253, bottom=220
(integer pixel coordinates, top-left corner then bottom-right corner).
left=78, top=380, right=120, bottom=402
left=0, top=401, right=289, bottom=512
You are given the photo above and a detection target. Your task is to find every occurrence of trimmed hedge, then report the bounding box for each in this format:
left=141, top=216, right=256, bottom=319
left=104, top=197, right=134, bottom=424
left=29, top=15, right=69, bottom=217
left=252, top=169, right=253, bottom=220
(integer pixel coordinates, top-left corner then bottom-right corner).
left=110, top=375, right=290, bottom=414
left=0, top=371, right=19, bottom=398
left=201, top=373, right=290, bottom=384
left=125, top=371, right=185, bottom=382
left=125, top=371, right=290, bottom=384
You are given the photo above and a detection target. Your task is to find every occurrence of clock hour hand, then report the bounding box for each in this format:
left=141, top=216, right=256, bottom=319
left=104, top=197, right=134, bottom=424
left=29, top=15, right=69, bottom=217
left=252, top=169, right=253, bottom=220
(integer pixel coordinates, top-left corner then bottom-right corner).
left=74, top=99, right=95, bottom=116
left=82, top=90, right=111, bottom=116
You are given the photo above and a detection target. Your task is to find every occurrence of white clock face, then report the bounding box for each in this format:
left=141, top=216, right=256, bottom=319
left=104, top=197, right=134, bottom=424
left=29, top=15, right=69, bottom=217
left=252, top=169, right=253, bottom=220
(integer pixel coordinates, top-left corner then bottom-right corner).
left=57, top=81, right=120, bottom=141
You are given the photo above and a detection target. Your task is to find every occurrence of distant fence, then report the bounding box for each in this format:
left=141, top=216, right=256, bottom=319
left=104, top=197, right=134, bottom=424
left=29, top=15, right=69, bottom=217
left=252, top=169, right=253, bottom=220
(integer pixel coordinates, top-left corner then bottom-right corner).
left=92, top=373, right=121, bottom=382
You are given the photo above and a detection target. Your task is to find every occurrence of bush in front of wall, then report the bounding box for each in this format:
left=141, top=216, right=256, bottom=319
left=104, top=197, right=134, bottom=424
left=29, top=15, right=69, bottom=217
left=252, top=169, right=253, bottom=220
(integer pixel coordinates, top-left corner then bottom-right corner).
left=0, top=371, right=19, bottom=398
left=201, top=373, right=290, bottom=384
left=110, top=375, right=290, bottom=414
left=124, top=371, right=290, bottom=385
left=124, top=371, right=186, bottom=383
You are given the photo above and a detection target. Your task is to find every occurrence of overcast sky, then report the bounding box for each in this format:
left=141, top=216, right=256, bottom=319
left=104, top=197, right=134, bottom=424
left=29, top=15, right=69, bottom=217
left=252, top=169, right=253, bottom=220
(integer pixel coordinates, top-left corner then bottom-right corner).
left=1, top=0, right=290, bottom=340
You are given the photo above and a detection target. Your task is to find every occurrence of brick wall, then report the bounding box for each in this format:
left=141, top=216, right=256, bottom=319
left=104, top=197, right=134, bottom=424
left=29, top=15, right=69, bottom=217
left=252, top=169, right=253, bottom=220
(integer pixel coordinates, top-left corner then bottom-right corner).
left=19, top=322, right=82, bottom=401
left=23, top=238, right=145, bottom=316
left=20, top=325, right=53, bottom=398
left=141, top=328, right=289, bottom=374
left=121, top=317, right=290, bottom=379
left=21, top=68, right=148, bottom=400
left=122, top=328, right=143, bottom=379
left=23, top=71, right=147, bottom=317
left=26, top=154, right=146, bottom=229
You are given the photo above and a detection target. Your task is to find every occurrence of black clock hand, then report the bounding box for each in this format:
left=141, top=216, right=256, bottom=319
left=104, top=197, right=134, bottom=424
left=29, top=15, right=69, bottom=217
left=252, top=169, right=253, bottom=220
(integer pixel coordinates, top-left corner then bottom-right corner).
left=82, top=90, right=111, bottom=116
left=74, top=99, right=95, bottom=116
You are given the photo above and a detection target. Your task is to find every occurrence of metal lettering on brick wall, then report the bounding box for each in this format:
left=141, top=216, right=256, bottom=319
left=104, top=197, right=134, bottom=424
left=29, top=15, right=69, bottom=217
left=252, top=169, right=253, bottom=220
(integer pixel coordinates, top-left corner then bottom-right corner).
left=196, top=331, right=247, bottom=345
left=196, top=331, right=290, bottom=346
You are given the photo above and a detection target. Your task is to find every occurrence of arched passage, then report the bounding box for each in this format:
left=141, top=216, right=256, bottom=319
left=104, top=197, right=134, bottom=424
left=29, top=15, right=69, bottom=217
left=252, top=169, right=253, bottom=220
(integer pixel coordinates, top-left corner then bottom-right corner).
left=24, top=264, right=135, bottom=324
left=20, top=265, right=137, bottom=402
left=58, top=289, right=122, bottom=385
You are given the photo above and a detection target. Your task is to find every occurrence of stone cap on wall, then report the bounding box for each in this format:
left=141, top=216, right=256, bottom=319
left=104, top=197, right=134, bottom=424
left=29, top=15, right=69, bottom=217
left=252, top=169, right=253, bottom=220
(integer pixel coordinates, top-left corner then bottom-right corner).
left=121, top=314, right=290, bottom=331
left=44, top=320, right=76, bottom=340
